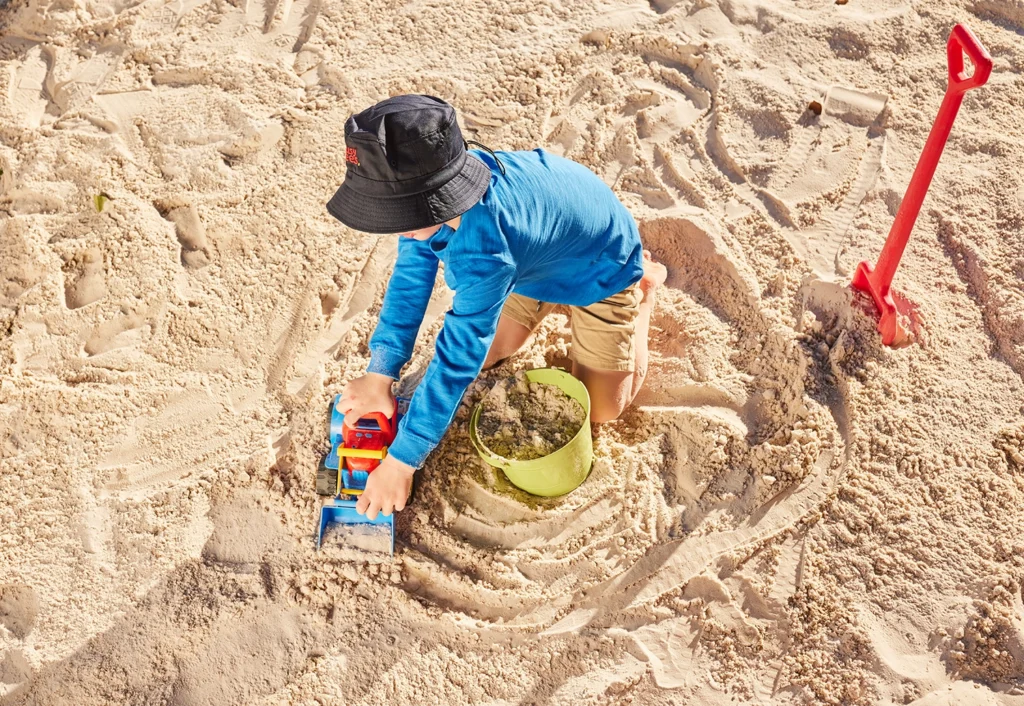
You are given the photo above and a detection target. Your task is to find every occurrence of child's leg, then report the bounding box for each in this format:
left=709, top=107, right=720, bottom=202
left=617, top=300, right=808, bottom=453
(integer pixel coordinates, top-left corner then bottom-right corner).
left=628, top=252, right=667, bottom=403
left=572, top=252, right=666, bottom=422
left=482, top=295, right=555, bottom=370
left=483, top=315, right=533, bottom=370
left=572, top=362, right=632, bottom=423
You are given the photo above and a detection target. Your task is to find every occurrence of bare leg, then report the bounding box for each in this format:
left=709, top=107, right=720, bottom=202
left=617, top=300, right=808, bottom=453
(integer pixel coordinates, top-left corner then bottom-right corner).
left=577, top=252, right=667, bottom=423
left=573, top=361, right=631, bottom=423
left=629, top=250, right=667, bottom=404
left=483, top=314, right=533, bottom=370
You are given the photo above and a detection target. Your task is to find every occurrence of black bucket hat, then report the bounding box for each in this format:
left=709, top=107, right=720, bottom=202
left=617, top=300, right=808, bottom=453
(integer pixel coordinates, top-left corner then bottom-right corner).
left=326, top=95, right=492, bottom=234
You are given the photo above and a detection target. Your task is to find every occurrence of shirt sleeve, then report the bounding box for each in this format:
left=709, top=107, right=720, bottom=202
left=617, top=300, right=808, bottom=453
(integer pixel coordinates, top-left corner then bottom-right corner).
left=386, top=255, right=517, bottom=468
left=366, top=237, right=440, bottom=379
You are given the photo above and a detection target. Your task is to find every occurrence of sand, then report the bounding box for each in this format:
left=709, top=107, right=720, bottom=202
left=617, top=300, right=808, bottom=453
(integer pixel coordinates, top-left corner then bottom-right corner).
left=1, top=0, right=1024, bottom=703
left=476, top=372, right=586, bottom=461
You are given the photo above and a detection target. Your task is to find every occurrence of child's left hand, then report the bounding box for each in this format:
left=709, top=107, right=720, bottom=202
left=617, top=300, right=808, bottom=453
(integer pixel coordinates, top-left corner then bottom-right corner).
left=357, top=455, right=415, bottom=520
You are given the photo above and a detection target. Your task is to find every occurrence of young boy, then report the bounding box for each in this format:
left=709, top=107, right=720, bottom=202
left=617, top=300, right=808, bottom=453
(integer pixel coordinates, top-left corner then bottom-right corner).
left=327, top=94, right=666, bottom=520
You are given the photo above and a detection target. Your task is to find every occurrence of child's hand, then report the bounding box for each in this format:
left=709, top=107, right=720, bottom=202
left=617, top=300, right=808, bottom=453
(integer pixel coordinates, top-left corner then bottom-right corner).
left=336, top=373, right=396, bottom=427
left=357, top=455, right=415, bottom=519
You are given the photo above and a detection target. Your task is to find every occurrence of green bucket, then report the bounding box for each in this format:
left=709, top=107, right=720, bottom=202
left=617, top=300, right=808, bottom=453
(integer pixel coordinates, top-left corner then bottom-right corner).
left=469, top=368, right=593, bottom=497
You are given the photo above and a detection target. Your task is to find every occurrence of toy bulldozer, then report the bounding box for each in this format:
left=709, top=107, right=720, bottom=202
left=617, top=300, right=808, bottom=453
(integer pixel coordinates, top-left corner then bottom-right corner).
left=315, top=395, right=399, bottom=554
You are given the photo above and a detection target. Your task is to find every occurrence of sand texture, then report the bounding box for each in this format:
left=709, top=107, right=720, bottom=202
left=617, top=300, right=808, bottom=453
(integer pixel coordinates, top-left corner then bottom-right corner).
left=2, top=0, right=1024, bottom=703
left=477, top=372, right=586, bottom=461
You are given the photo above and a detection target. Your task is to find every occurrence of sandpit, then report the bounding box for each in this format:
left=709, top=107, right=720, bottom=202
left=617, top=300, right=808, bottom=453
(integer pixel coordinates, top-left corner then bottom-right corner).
left=2, top=0, right=1024, bottom=704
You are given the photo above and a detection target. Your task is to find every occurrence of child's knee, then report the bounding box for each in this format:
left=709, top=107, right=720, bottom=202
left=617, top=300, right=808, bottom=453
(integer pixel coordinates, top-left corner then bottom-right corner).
left=590, top=397, right=627, bottom=423
left=576, top=364, right=632, bottom=423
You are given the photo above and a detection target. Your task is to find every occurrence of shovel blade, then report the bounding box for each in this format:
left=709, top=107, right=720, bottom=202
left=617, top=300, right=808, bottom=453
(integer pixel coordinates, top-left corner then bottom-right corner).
left=316, top=499, right=394, bottom=555
left=852, top=260, right=921, bottom=347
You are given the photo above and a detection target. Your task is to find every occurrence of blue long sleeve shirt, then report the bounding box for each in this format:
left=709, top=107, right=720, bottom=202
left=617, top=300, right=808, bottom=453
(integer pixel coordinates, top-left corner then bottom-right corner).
left=367, top=149, right=643, bottom=468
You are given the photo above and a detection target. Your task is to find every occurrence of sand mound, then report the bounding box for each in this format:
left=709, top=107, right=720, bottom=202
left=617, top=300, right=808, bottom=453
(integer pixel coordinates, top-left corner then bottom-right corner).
left=2, top=0, right=1024, bottom=704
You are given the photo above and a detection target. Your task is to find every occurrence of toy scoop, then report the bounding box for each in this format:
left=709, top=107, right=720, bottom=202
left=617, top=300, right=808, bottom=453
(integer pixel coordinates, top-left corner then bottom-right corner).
left=851, top=24, right=992, bottom=345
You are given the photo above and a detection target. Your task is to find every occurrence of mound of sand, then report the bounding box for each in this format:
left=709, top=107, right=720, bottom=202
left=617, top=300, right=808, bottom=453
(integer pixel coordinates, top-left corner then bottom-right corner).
left=2, top=0, right=1024, bottom=704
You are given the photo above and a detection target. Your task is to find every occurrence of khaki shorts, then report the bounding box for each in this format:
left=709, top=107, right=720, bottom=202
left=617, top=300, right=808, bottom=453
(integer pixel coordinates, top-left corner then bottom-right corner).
left=501, top=283, right=642, bottom=372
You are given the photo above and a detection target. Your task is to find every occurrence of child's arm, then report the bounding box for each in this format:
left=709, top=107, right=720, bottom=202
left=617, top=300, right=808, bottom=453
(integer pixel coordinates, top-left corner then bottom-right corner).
left=366, top=237, right=440, bottom=380
left=355, top=253, right=516, bottom=520
left=386, top=255, right=517, bottom=468
left=337, top=238, right=438, bottom=426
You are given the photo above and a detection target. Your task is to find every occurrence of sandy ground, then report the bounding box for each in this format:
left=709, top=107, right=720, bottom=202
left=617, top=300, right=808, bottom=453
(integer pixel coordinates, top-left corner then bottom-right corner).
left=1, top=0, right=1024, bottom=703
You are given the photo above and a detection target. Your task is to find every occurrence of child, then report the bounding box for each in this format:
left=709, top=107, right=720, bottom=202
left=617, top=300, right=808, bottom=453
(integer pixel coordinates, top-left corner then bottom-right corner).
left=328, top=94, right=666, bottom=520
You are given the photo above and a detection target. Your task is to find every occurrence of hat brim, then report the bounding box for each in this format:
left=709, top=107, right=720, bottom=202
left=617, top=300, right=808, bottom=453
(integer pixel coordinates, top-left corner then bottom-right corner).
left=326, top=153, right=491, bottom=234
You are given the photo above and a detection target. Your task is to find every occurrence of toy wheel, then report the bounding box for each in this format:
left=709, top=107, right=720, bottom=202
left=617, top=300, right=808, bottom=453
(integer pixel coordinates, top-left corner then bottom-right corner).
left=316, top=455, right=338, bottom=496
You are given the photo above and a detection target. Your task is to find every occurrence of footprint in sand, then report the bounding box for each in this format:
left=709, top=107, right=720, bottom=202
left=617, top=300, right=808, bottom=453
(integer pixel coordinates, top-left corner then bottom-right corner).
left=84, top=307, right=151, bottom=356
left=154, top=200, right=211, bottom=269
left=252, top=0, right=321, bottom=52
left=206, top=0, right=321, bottom=58
left=7, top=44, right=52, bottom=128
left=146, top=0, right=209, bottom=33
left=217, top=120, right=286, bottom=163
left=767, top=85, right=889, bottom=274
left=0, top=188, right=64, bottom=216
left=1, top=219, right=45, bottom=306
left=314, top=62, right=352, bottom=96
left=49, top=44, right=124, bottom=114
left=63, top=247, right=108, bottom=309
left=0, top=584, right=39, bottom=639
left=0, top=649, right=31, bottom=688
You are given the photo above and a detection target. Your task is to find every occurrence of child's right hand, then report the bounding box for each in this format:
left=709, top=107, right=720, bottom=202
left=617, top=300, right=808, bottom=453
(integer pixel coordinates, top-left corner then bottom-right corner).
left=336, top=373, right=396, bottom=427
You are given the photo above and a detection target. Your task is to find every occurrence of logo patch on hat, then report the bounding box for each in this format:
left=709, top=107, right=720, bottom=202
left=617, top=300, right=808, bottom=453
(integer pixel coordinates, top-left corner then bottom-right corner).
left=345, top=147, right=360, bottom=166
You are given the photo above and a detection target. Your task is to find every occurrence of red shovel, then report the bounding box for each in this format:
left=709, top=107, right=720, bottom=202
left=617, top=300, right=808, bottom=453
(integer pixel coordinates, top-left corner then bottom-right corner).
left=851, top=24, right=992, bottom=346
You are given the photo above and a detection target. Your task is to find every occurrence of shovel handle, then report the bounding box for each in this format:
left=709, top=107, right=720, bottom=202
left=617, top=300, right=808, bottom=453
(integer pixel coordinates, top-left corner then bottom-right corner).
left=948, top=24, right=992, bottom=94
left=869, top=24, right=991, bottom=292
